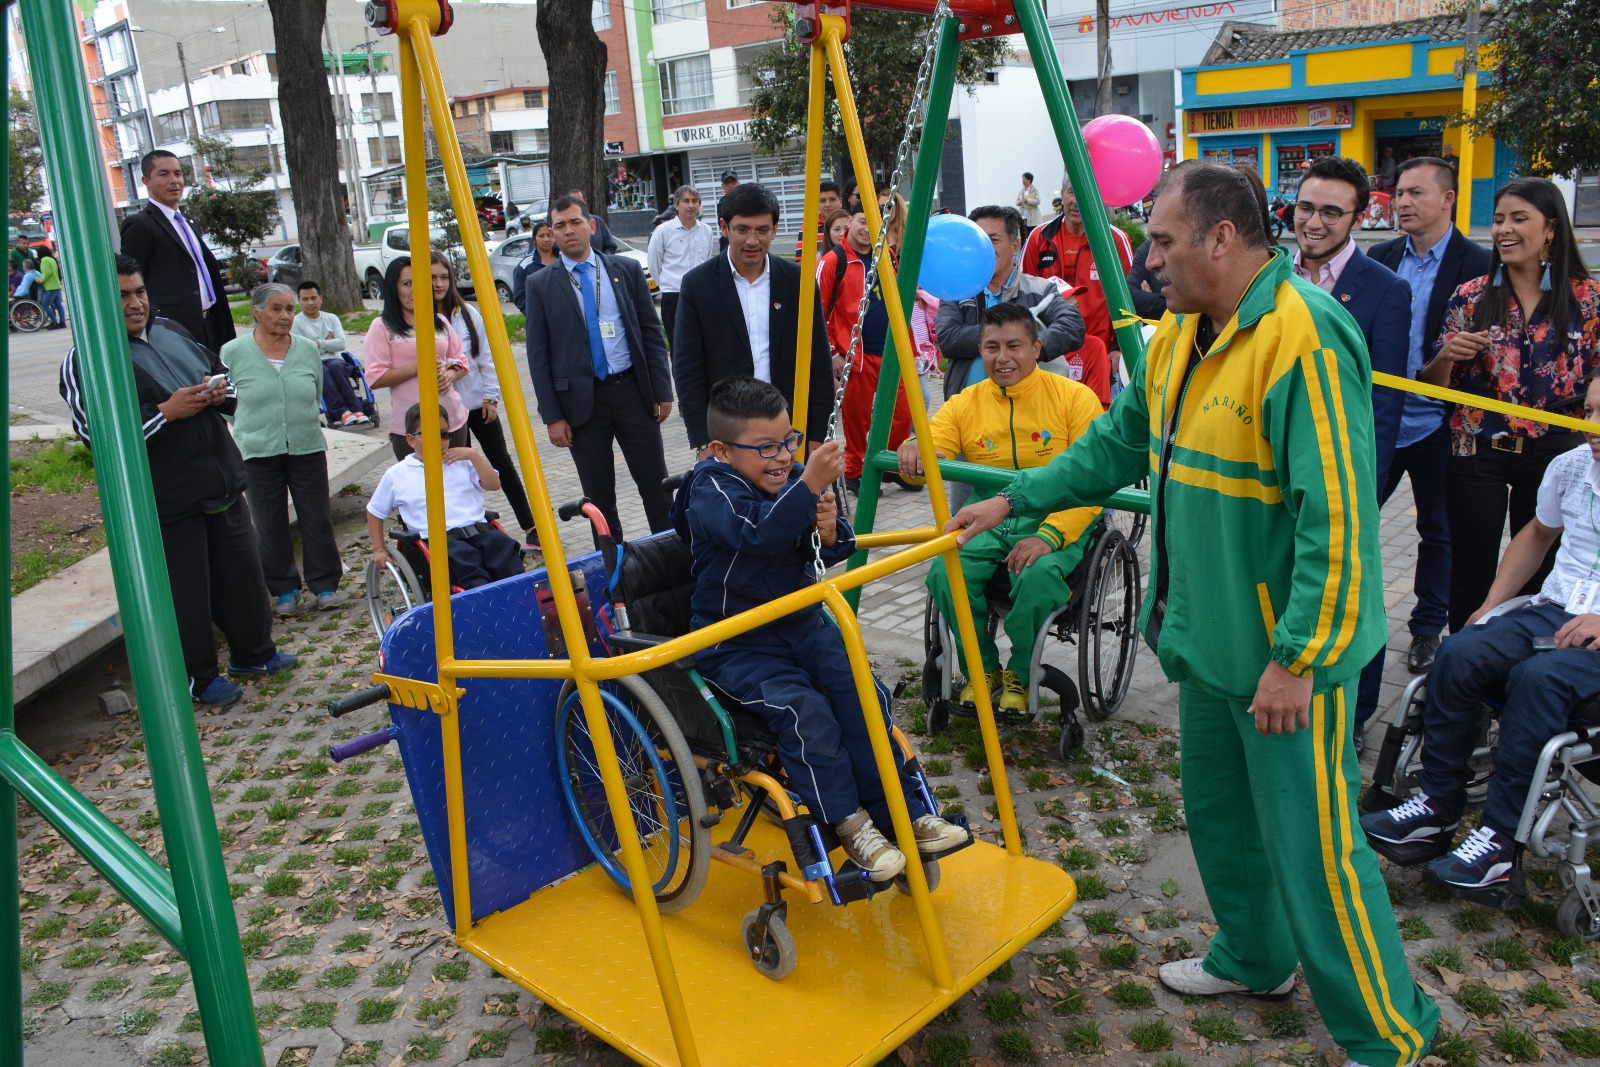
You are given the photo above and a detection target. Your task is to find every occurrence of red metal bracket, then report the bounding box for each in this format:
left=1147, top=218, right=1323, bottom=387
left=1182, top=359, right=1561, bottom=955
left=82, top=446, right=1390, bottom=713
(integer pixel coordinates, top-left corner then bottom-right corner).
left=795, top=0, right=1017, bottom=42
left=365, top=0, right=453, bottom=37
left=793, top=0, right=851, bottom=44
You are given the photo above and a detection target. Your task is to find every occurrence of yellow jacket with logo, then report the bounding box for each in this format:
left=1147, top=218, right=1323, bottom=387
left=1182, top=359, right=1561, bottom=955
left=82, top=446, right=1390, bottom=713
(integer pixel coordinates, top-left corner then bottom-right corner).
left=1005, top=248, right=1383, bottom=698
left=919, top=366, right=1104, bottom=549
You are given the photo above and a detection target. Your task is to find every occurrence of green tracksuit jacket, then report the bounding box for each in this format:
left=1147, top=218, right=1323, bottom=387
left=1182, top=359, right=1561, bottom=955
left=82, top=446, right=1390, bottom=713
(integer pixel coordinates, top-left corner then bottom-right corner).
left=1006, top=247, right=1384, bottom=699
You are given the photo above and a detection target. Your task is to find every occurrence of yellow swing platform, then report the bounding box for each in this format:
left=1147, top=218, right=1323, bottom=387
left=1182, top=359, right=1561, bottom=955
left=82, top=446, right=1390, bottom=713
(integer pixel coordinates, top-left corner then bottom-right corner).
left=330, top=0, right=1097, bottom=1063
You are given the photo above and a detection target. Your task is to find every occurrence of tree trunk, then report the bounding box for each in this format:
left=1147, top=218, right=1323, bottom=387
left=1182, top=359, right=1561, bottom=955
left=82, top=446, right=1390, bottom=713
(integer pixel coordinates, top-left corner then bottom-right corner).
left=267, top=0, right=363, bottom=311
left=537, top=0, right=608, bottom=218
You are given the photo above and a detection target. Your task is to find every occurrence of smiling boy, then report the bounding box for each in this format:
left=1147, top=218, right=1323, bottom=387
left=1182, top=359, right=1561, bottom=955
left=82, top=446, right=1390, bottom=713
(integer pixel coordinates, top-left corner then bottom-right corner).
left=674, top=376, right=966, bottom=881
left=899, top=302, right=1104, bottom=711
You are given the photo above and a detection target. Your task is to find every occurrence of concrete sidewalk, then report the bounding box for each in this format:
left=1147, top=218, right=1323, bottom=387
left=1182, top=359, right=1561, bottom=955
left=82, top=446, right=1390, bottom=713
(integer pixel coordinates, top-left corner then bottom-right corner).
left=11, top=427, right=390, bottom=705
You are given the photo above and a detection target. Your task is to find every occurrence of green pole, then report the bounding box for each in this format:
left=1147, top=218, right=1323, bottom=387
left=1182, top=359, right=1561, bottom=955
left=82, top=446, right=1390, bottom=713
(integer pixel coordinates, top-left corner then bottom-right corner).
left=0, top=34, right=23, bottom=1064
left=17, top=1, right=263, bottom=1063
left=843, top=16, right=960, bottom=613
left=1011, top=0, right=1148, bottom=364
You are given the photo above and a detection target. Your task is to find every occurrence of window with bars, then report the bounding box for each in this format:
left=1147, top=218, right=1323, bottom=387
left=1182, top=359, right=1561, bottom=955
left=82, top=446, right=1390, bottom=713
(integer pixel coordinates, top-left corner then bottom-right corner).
left=652, top=0, right=705, bottom=23
left=491, top=131, right=515, bottom=153
left=604, top=71, right=621, bottom=115
left=360, top=92, right=396, bottom=120
left=523, top=89, right=545, bottom=109
left=155, top=110, right=192, bottom=144
left=659, top=55, right=713, bottom=116
left=592, top=0, right=612, bottom=30
left=199, top=99, right=272, bottom=133
left=367, top=135, right=401, bottom=162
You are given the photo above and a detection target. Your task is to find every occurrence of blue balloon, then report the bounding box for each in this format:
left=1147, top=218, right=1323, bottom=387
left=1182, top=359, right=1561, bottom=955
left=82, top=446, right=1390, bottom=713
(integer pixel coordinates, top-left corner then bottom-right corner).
left=918, top=214, right=995, bottom=302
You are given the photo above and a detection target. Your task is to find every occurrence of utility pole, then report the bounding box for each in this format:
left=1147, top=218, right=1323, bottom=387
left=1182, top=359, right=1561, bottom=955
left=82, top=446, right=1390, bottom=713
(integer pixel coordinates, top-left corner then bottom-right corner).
left=361, top=26, right=388, bottom=170
left=175, top=41, right=209, bottom=185
left=263, top=123, right=288, bottom=240
left=1095, top=0, right=1112, bottom=116
left=324, top=16, right=368, bottom=238
left=1455, top=2, right=1482, bottom=230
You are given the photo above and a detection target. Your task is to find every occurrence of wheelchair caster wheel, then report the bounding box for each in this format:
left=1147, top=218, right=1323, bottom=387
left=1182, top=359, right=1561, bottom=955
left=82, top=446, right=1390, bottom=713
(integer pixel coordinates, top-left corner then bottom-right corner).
left=894, top=857, right=941, bottom=896
left=741, top=907, right=798, bottom=980
left=1058, top=719, right=1085, bottom=761
left=927, top=699, right=951, bottom=738
left=1557, top=890, right=1600, bottom=941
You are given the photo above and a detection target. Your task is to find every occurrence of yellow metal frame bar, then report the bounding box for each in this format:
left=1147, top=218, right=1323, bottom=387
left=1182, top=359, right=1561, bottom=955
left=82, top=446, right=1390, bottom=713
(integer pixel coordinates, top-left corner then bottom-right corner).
left=384, top=5, right=1045, bottom=1060
left=1374, top=371, right=1600, bottom=436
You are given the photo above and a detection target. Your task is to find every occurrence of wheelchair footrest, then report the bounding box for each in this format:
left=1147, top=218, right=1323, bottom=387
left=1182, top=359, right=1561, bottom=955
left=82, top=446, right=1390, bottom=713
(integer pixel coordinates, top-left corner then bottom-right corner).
left=1424, top=866, right=1527, bottom=912
left=951, top=701, right=1037, bottom=727
left=1368, top=835, right=1453, bottom=868
left=831, top=861, right=891, bottom=904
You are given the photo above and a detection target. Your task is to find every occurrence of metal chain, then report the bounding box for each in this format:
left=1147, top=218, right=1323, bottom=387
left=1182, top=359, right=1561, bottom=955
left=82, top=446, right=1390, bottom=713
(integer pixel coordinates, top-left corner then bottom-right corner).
left=813, top=0, right=952, bottom=582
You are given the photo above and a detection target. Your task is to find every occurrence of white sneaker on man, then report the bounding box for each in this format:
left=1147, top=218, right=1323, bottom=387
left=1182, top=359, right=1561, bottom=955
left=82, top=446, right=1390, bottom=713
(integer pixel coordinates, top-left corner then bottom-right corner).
left=1157, top=957, right=1294, bottom=1000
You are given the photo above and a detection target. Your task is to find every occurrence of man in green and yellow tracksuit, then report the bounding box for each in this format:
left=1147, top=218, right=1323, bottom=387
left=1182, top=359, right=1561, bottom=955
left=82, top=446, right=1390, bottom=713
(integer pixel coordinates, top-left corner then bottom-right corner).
left=950, top=164, right=1437, bottom=1067
left=899, top=301, right=1104, bottom=711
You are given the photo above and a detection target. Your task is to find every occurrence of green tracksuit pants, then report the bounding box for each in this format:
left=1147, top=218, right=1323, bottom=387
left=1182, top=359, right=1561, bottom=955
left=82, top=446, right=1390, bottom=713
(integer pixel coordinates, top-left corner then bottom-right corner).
left=925, top=525, right=1091, bottom=685
left=1181, top=683, right=1438, bottom=1066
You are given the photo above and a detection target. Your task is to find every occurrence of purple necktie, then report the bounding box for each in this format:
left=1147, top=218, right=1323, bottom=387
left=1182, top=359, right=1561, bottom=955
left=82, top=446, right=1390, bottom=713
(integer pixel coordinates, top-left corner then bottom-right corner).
left=173, top=211, right=216, bottom=308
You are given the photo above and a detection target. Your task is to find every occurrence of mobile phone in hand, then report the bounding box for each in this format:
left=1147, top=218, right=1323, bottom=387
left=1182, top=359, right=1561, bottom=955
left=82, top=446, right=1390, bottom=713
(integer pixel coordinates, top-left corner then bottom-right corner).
left=1531, top=635, right=1560, bottom=652
left=207, top=374, right=229, bottom=393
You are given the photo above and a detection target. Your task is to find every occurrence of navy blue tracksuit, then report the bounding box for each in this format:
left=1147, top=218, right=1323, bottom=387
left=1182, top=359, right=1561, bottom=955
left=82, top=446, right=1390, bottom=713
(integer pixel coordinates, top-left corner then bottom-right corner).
left=673, top=459, right=930, bottom=828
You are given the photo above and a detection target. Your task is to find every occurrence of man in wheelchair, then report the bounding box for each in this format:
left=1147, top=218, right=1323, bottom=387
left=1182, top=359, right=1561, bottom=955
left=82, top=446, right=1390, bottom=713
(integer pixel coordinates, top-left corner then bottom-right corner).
left=365, top=403, right=523, bottom=590
left=897, top=301, right=1105, bottom=712
left=1361, top=379, right=1600, bottom=908
left=673, top=376, right=966, bottom=882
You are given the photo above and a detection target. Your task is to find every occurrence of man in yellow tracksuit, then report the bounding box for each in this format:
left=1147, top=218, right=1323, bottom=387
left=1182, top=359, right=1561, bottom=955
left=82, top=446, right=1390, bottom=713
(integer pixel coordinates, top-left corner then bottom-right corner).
left=949, top=164, right=1437, bottom=1067
left=899, top=301, right=1104, bottom=712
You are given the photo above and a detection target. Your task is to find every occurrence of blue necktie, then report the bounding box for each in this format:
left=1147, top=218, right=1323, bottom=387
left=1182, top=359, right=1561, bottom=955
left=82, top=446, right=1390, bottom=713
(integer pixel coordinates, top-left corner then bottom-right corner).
left=574, top=261, right=607, bottom=380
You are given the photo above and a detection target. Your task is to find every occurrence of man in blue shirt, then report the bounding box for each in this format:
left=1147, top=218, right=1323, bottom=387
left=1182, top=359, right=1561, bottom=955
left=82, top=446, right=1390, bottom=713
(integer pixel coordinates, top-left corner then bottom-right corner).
left=1359, top=157, right=1491, bottom=736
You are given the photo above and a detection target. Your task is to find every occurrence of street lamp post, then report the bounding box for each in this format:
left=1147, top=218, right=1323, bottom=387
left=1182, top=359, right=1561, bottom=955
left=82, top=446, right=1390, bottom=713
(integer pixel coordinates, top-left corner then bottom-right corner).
left=263, top=123, right=288, bottom=240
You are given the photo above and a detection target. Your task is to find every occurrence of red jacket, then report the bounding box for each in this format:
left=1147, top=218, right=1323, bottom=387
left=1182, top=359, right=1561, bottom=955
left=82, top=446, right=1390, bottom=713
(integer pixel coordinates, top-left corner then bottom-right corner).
left=818, top=244, right=869, bottom=363
left=1021, top=217, right=1133, bottom=352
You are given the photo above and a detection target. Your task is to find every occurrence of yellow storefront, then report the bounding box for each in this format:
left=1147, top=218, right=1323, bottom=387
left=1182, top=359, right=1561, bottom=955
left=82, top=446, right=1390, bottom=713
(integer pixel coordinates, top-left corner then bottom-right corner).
left=1179, top=17, right=1511, bottom=226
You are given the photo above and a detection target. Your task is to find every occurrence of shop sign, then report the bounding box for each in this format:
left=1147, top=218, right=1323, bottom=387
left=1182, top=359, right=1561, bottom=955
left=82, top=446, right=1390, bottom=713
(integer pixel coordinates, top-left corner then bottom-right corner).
left=604, top=141, right=626, bottom=157
left=1185, top=100, right=1353, bottom=136
left=1077, top=2, right=1237, bottom=33
left=664, top=120, right=751, bottom=148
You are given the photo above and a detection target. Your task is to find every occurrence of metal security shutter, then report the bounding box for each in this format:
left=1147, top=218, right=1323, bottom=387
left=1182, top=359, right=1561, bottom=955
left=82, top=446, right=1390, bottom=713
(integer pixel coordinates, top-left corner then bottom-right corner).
left=506, top=162, right=551, bottom=205
left=689, top=146, right=808, bottom=228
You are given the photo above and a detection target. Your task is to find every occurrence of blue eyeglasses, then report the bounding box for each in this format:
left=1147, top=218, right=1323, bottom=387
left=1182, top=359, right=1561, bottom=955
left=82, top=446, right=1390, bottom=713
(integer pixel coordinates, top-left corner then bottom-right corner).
left=719, top=430, right=804, bottom=459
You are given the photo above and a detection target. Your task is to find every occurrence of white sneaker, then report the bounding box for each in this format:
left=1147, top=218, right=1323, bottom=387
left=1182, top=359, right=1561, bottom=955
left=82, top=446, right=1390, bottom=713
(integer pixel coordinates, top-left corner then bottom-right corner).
left=912, top=815, right=967, bottom=854
left=1156, top=957, right=1294, bottom=1001
left=834, top=809, right=906, bottom=882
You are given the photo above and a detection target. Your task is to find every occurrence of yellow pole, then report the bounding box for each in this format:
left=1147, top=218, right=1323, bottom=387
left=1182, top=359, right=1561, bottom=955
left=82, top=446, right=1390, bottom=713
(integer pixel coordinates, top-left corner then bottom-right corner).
left=791, top=43, right=828, bottom=453
left=820, top=18, right=1025, bottom=857
left=824, top=586, right=955, bottom=991
left=1456, top=65, right=1479, bottom=233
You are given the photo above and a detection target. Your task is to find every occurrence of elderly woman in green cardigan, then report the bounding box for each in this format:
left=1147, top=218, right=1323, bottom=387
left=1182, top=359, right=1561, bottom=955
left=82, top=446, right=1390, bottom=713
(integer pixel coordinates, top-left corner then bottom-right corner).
left=223, top=283, right=342, bottom=615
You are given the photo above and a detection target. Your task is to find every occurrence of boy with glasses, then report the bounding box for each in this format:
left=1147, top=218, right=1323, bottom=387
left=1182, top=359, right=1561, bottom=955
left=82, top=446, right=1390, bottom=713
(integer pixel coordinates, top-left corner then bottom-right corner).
left=366, top=403, right=522, bottom=589
left=673, top=376, right=966, bottom=881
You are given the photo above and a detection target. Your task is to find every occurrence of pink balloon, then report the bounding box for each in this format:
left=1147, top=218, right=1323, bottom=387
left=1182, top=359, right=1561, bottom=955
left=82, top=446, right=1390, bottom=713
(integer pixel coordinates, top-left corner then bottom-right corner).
left=1082, top=115, right=1164, bottom=208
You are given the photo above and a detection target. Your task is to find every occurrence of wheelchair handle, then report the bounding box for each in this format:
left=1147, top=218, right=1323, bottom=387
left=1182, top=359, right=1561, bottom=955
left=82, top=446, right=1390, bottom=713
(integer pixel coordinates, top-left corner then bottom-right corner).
left=330, top=726, right=400, bottom=762
left=557, top=498, right=612, bottom=540
left=326, top=683, right=392, bottom=718
left=663, top=472, right=685, bottom=492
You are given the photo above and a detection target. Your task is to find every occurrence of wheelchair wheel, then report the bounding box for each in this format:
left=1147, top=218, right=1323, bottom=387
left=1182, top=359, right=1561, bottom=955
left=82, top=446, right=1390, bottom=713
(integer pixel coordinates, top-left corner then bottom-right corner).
left=365, top=556, right=425, bottom=638
left=9, top=298, right=44, bottom=333
left=1078, top=529, right=1141, bottom=722
left=922, top=597, right=954, bottom=737
left=740, top=907, right=798, bottom=980
left=556, top=675, right=710, bottom=914
left=1556, top=890, right=1600, bottom=942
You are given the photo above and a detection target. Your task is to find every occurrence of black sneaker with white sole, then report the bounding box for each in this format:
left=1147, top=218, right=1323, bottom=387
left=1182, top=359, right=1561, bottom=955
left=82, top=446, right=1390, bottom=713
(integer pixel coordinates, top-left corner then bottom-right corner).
left=1358, top=794, right=1458, bottom=865
left=1424, top=825, right=1525, bottom=910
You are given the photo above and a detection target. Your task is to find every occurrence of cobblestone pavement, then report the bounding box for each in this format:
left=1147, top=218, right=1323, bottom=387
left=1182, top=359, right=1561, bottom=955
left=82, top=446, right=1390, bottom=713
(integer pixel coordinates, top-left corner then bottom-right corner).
left=13, top=355, right=1600, bottom=1067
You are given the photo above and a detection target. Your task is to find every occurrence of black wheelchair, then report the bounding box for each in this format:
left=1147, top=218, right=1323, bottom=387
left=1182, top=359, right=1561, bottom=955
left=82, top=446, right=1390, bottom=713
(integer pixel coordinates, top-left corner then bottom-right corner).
left=551, top=498, right=971, bottom=979
left=920, top=517, right=1142, bottom=760
left=1362, top=598, right=1600, bottom=935
left=319, top=351, right=380, bottom=428
left=364, top=511, right=515, bottom=638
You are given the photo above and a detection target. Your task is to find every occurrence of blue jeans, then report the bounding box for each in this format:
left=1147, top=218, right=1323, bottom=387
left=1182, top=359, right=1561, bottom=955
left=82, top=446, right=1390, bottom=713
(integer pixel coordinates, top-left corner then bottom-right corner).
left=1418, top=601, right=1600, bottom=837
left=1355, top=424, right=1453, bottom=726
left=38, top=288, right=64, bottom=325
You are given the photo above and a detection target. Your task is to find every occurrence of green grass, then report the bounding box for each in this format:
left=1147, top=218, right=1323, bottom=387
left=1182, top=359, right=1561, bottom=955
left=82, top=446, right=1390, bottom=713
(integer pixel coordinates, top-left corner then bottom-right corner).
left=985, top=989, right=1025, bottom=1024
left=1061, top=1021, right=1103, bottom=1055
left=468, top=1030, right=511, bottom=1059
left=1192, top=1013, right=1243, bottom=1044
left=1491, top=1023, right=1540, bottom=1062
left=1421, top=945, right=1465, bottom=974
left=357, top=998, right=399, bottom=1024
left=1075, top=873, right=1107, bottom=900
left=116, top=1005, right=161, bottom=1036
left=1522, top=981, right=1567, bottom=1009
left=297, top=1001, right=336, bottom=1028
left=1428, top=1031, right=1479, bottom=1067
left=1057, top=846, right=1097, bottom=871
left=338, top=932, right=373, bottom=953
left=317, top=964, right=360, bottom=989
left=995, top=1029, right=1036, bottom=1062
left=29, top=917, right=66, bottom=940
left=150, top=1043, right=199, bottom=1067
left=927, top=1033, right=971, bottom=1067
left=25, top=980, right=70, bottom=1008
left=258, top=966, right=301, bottom=992
left=11, top=439, right=94, bottom=493
left=535, top=1026, right=577, bottom=1054
left=1261, top=1004, right=1307, bottom=1038
left=1453, top=905, right=1495, bottom=933
left=263, top=871, right=301, bottom=896
left=1456, top=982, right=1501, bottom=1016
left=416, top=995, right=458, bottom=1021
left=1482, top=936, right=1534, bottom=969
left=1083, top=909, right=1119, bottom=935
left=373, top=961, right=410, bottom=987
left=61, top=944, right=103, bottom=969
left=1050, top=988, right=1088, bottom=1016
left=1098, top=942, right=1138, bottom=969
left=1146, top=907, right=1179, bottom=929
left=82, top=912, right=125, bottom=938
left=1128, top=1019, right=1175, bottom=1052
left=87, top=976, right=132, bottom=1002
left=1397, top=916, right=1434, bottom=940
left=405, top=1034, right=447, bottom=1061
left=1557, top=1027, right=1600, bottom=1056
left=1109, top=980, right=1154, bottom=1008
left=337, top=1041, right=382, bottom=1065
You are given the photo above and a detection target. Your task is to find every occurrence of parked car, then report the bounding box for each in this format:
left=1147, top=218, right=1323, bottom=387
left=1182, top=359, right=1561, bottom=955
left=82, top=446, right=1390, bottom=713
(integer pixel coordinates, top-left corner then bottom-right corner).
left=475, top=196, right=505, bottom=231
left=504, top=199, right=548, bottom=237
left=352, top=225, right=476, bottom=300
left=202, top=237, right=268, bottom=292
left=265, top=244, right=303, bottom=288
left=485, top=233, right=656, bottom=307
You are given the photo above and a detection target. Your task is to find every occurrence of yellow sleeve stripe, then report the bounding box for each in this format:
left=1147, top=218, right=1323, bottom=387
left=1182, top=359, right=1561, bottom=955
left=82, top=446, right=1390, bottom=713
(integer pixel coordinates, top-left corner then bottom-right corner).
left=1312, top=690, right=1429, bottom=1062
left=1293, top=346, right=1362, bottom=674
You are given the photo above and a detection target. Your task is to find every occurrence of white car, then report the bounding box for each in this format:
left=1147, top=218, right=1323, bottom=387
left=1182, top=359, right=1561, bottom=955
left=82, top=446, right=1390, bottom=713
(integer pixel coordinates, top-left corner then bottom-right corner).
left=486, top=233, right=655, bottom=307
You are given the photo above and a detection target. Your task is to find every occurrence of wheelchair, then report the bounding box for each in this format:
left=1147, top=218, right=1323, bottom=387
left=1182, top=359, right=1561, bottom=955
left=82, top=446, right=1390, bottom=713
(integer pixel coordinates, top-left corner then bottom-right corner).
left=8, top=295, right=44, bottom=333
left=921, top=517, right=1142, bottom=760
left=1362, top=597, right=1600, bottom=936
left=363, top=511, right=514, bottom=638
left=552, top=498, right=972, bottom=979
left=318, top=351, right=380, bottom=428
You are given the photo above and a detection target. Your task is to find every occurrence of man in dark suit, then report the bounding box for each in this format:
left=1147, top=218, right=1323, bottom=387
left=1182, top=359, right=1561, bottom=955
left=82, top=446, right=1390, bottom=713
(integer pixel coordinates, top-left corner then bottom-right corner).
left=119, top=150, right=235, bottom=354
left=671, top=182, right=833, bottom=458
left=1364, top=157, right=1492, bottom=682
left=525, top=194, right=674, bottom=540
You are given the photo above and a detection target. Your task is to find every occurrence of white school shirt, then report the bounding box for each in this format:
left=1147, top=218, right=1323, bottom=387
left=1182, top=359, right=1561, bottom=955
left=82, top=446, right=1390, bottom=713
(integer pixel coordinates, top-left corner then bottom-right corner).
left=367, top=454, right=487, bottom=533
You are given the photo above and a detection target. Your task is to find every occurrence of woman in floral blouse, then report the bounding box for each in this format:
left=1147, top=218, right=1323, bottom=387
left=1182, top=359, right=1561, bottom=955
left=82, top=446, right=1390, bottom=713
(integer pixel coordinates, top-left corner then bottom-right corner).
left=1422, top=177, right=1600, bottom=629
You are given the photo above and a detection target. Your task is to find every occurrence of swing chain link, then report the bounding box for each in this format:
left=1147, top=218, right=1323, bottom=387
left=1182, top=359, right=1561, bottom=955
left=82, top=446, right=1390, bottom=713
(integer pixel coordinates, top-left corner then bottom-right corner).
left=814, top=0, right=952, bottom=583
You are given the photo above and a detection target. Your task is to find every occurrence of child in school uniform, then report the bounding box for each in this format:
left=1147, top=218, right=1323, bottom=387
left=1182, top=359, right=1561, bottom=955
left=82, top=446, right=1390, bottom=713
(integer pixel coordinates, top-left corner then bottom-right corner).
left=672, top=376, right=966, bottom=881
left=366, top=403, right=523, bottom=590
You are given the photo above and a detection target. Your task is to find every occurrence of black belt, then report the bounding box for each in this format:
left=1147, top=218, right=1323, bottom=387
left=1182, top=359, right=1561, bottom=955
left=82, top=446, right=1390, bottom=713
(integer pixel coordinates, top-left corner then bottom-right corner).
left=446, top=521, right=495, bottom=541
left=1483, top=430, right=1573, bottom=454
left=598, top=366, right=636, bottom=385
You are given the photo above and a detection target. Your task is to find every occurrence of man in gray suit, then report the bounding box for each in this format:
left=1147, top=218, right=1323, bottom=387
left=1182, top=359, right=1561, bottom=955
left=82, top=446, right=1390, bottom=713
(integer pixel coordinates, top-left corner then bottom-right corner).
left=525, top=194, right=675, bottom=540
